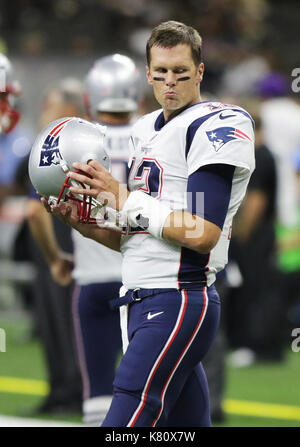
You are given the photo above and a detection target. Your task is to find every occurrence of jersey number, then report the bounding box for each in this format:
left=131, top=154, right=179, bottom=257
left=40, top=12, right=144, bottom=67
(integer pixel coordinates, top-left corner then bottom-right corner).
left=125, top=158, right=164, bottom=234
left=130, top=157, right=163, bottom=198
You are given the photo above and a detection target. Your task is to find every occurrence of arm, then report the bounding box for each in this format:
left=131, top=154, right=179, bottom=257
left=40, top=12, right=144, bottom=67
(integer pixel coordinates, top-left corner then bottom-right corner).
left=66, top=161, right=233, bottom=254
left=41, top=197, right=121, bottom=252
left=162, top=211, right=221, bottom=253
left=163, top=164, right=234, bottom=252
left=234, top=189, right=267, bottom=242
left=27, top=199, right=73, bottom=285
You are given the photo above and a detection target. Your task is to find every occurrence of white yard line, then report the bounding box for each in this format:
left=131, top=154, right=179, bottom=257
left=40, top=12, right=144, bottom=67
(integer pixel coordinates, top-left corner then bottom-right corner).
left=0, top=414, right=83, bottom=427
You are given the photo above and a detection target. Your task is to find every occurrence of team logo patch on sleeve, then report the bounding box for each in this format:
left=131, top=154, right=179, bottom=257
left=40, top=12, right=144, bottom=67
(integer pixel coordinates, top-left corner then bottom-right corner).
left=206, top=126, right=251, bottom=152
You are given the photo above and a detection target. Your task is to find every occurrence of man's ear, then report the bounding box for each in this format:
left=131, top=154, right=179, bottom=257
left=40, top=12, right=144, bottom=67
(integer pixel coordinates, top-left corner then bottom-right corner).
left=196, top=63, right=205, bottom=84
left=146, top=66, right=153, bottom=86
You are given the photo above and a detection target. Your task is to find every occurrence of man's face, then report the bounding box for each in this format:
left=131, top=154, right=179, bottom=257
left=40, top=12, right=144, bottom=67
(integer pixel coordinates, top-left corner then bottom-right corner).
left=146, top=44, right=204, bottom=119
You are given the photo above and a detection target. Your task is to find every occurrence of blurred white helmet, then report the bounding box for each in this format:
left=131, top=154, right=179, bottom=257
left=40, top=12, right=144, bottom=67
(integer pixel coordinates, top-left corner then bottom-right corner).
left=84, top=53, right=141, bottom=119
left=0, top=53, right=21, bottom=133
left=29, top=117, right=110, bottom=223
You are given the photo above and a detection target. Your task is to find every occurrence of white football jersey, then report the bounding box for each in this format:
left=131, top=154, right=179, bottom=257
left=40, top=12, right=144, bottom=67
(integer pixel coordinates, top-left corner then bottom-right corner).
left=121, top=101, right=255, bottom=289
left=72, top=122, right=133, bottom=285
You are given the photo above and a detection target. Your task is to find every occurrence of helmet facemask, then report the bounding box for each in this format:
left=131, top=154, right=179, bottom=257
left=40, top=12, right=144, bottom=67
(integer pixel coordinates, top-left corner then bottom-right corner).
left=49, top=164, right=105, bottom=224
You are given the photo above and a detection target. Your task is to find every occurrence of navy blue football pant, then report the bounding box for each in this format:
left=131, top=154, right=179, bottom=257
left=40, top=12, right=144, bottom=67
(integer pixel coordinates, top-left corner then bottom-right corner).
left=102, top=285, right=220, bottom=427
left=72, top=282, right=122, bottom=399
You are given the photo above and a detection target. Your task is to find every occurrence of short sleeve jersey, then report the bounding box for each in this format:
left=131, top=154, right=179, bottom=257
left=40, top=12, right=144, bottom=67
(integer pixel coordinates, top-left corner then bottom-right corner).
left=120, top=101, right=255, bottom=289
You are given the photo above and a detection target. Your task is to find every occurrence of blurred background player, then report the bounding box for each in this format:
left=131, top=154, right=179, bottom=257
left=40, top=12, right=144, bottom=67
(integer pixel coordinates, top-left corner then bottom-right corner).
left=226, top=113, right=285, bottom=365
left=0, top=52, right=34, bottom=351
left=70, top=54, right=141, bottom=425
left=26, top=78, right=84, bottom=415
left=27, top=55, right=142, bottom=425
left=0, top=53, right=32, bottom=206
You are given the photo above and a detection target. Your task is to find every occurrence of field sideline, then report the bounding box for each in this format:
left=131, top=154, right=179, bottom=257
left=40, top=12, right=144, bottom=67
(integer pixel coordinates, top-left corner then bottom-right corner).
left=0, top=317, right=299, bottom=427
left=1, top=375, right=300, bottom=423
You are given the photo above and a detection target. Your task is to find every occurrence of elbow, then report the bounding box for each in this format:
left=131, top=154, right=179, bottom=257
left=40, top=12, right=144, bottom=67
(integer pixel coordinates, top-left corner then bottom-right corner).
left=27, top=200, right=45, bottom=222
left=186, top=233, right=220, bottom=254
left=195, top=239, right=217, bottom=254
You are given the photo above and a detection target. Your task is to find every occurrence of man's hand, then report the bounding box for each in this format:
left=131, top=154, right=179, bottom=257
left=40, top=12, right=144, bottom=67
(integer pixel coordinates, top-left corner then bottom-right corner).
left=50, top=251, right=73, bottom=286
left=41, top=196, right=80, bottom=228
left=68, top=160, right=129, bottom=210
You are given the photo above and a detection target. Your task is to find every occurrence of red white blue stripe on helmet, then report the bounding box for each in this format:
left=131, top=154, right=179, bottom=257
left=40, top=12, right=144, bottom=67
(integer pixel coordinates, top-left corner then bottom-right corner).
left=49, top=118, right=72, bottom=137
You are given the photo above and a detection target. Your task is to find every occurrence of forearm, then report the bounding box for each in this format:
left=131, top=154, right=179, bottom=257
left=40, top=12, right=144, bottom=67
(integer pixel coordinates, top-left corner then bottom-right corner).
left=74, top=223, right=121, bottom=252
left=162, top=210, right=221, bottom=253
left=42, top=196, right=121, bottom=252
left=122, top=191, right=221, bottom=254
left=234, top=191, right=267, bottom=242
left=27, top=204, right=61, bottom=265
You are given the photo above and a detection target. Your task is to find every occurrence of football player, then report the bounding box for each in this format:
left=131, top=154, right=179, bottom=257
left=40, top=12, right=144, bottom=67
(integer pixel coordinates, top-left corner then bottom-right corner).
left=0, top=53, right=21, bottom=134
left=35, top=21, right=255, bottom=426
left=27, top=79, right=84, bottom=415
left=0, top=53, right=32, bottom=205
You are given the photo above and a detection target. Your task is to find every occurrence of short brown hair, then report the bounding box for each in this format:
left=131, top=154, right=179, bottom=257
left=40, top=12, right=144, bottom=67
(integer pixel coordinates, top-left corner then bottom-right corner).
left=146, top=21, right=202, bottom=67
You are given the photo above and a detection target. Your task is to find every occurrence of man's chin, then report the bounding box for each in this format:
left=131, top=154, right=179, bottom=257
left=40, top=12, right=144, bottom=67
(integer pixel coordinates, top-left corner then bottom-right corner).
left=163, top=99, right=182, bottom=111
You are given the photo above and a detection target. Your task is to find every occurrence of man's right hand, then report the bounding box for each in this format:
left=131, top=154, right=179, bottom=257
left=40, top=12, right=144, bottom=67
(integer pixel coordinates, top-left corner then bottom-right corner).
left=41, top=197, right=81, bottom=229
left=50, top=252, right=74, bottom=286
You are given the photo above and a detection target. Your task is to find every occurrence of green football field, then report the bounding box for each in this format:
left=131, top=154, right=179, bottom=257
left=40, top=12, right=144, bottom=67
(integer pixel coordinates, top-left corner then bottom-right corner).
left=0, top=315, right=299, bottom=427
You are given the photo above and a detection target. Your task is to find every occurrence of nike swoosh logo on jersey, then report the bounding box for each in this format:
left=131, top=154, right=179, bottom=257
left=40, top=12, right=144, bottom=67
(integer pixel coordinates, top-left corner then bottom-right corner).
left=219, top=113, right=236, bottom=120
left=147, top=311, right=164, bottom=320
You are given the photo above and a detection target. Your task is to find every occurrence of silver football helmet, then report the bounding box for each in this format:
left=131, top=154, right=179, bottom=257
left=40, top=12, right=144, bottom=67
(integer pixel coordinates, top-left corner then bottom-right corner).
left=0, top=53, right=21, bottom=133
left=29, top=117, right=110, bottom=223
left=83, top=54, right=141, bottom=119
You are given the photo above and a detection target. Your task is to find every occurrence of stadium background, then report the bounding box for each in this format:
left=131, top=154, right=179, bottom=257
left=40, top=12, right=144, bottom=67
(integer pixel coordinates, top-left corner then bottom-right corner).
left=0, top=0, right=300, bottom=427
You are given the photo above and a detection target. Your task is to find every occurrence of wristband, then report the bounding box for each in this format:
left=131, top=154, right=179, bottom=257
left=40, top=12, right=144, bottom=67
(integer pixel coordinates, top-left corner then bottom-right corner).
left=121, top=190, right=172, bottom=239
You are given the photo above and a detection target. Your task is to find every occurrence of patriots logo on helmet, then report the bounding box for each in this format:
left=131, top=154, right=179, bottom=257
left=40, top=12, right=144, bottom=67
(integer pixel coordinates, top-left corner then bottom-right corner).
left=39, top=118, right=72, bottom=167
left=206, top=126, right=251, bottom=152
left=39, top=134, right=63, bottom=167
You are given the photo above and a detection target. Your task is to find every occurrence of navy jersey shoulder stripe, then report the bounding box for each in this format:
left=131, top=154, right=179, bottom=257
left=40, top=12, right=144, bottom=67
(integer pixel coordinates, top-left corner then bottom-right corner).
left=185, top=109, right=254, bottom=159
left=185, top=110, right=223, bottom=158
left=154, top=102, right=216, bottom=132
left=154, top=111, right=165, bottom=131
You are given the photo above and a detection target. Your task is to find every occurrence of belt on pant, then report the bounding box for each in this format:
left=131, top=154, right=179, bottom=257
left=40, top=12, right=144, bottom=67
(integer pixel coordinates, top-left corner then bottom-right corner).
left=109, top=283, right=207, bottom=310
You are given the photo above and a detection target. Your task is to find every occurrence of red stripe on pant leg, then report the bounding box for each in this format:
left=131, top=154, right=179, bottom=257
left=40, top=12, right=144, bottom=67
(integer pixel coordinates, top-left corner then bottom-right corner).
left=127, top=292, right=188, bottom=427
left=151, top=287, right=208, bottom=426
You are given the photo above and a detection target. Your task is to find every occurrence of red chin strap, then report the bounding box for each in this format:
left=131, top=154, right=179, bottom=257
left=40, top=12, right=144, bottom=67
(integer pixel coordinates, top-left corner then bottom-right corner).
left=56, top=170, right=98, bottom=224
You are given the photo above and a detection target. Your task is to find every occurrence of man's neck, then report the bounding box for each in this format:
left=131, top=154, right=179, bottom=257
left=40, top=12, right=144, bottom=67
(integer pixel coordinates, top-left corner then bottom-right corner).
left=163, top=97, right=201, bottom=122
